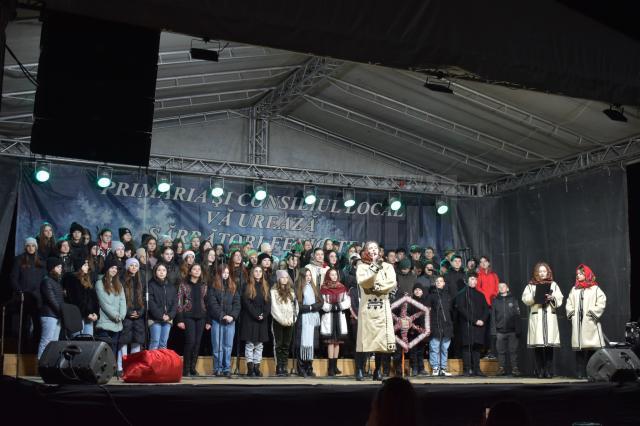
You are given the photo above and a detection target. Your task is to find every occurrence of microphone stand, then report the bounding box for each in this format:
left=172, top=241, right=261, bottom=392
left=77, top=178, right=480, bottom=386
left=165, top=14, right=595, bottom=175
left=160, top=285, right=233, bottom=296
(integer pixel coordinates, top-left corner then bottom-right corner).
left=465, top=287, right=472, bottom=376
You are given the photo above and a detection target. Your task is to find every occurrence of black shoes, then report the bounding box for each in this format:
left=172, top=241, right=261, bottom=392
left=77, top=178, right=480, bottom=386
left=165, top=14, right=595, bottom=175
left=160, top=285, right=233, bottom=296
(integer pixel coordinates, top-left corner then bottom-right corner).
left=246, top=362, right=255, bottom=377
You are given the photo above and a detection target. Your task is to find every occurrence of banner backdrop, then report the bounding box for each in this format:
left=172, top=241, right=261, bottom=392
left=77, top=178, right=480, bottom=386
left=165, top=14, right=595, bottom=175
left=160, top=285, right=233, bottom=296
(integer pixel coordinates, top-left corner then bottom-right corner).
left=16, top=163, right=454, bottom=257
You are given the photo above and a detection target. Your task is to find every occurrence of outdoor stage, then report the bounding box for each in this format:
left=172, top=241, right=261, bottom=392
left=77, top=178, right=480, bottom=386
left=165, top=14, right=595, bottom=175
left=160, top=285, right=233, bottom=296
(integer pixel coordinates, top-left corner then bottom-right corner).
left=2, top=373, right=639, bottom=426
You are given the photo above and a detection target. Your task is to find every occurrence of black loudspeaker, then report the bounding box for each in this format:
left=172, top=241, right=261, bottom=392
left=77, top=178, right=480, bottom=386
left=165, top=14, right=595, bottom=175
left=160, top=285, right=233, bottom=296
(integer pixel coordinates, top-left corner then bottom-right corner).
left=38, top=340, right=115, bottom=384
left=31, top=10, right=160, bottom=166
left=586, top=348, right=640, bottom=382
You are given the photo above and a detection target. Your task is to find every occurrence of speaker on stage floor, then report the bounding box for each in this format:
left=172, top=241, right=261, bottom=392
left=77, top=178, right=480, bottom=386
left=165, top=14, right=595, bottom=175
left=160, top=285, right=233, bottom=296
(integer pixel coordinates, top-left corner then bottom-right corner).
left=38, top=341, right=115, bottom=385
left=586, top=348, right=640, bottom=382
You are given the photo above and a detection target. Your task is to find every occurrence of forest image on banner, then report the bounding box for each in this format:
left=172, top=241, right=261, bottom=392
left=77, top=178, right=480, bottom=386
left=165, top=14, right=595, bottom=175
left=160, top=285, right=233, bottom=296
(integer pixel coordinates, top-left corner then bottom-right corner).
left=16, top=163, right=453, bottom=256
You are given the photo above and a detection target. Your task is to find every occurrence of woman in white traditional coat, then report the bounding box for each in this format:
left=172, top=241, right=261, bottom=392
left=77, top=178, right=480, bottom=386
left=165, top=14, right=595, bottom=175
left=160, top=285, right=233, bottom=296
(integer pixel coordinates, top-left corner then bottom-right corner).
left=356, top=241, right=397, bottom=381
left=566, top=263, right=606, bottom=379
left=521, top=262, right=564, bottom=378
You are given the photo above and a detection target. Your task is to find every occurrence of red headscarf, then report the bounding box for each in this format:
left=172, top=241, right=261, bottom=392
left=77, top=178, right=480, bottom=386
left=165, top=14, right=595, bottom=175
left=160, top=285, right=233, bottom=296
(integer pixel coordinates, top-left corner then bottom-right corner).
left=320, top=269, right=346, bottom=303
left=575, top=264, right=598, bottom=289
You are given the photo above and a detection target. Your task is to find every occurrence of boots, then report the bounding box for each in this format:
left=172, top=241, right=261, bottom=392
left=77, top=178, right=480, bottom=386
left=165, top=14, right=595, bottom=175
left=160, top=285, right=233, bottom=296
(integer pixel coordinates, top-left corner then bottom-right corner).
left=335, top=360, right=342, bottom=375
left=297, top=360, right=308, bottom=378
left=190, top=356, right=199, bottom=376
left=254, top=363, right=262, bottom=377
left=328, top=359, right=336, bottom=377
left=355, top=353, right=365, bottom=381
left=182, top=354, right=192, bottom=377
left=246, top=362, right=255, bottom=377
left=373, top=353, right=384, bottom=381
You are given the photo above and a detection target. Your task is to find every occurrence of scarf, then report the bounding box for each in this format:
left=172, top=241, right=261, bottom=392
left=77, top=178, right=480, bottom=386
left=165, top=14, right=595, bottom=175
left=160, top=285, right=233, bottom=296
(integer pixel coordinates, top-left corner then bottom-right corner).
left=300, top=283, right=320, bottom=361
left=575, top=263, right=598, bottom=289
left=321, top=281, right=346, bottom=304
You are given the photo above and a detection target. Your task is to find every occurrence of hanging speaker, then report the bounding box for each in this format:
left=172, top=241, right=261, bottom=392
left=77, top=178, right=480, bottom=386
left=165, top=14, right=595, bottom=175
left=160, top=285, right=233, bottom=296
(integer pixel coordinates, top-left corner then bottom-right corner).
left=38, top=340, right=115, bottom=384
left=586, top=348, right=640, bottom=383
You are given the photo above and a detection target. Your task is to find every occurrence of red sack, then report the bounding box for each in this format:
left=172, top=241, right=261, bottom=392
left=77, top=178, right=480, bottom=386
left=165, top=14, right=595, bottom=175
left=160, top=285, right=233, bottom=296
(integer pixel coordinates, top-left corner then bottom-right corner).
left=122, top=349, right=183, bottom=383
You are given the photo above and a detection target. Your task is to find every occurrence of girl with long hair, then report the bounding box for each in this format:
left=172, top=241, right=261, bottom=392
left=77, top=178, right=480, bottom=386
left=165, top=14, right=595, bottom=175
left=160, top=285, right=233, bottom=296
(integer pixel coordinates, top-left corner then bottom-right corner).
left=36, top=222, right=57, bottom=259
left=320, top=268, right=351, bottom=376
left=95, top=258, right=127, bottom=359
left=37, top=258, right=65, bottom=359
left=118, top=258, right=146, bottom=374
left=294, top=268, right=322, bottom=377
left=239, top=266, right=271, bottom=377
left=207, top=264, right=241, bottom=377
left=176, top=263, right=210, bottom=376
left=521, top=262, right=564, bottom=378
left=270, top=270, right=298, bottom=377
left=148, top=263, right=177, bottom=350
left=63, top=255, right=99, bottom=336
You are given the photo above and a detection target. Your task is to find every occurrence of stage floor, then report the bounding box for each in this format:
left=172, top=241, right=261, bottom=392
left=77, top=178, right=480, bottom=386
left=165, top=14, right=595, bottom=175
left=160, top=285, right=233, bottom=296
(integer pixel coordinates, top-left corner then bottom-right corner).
left=4, top=374, right=638, bottom=426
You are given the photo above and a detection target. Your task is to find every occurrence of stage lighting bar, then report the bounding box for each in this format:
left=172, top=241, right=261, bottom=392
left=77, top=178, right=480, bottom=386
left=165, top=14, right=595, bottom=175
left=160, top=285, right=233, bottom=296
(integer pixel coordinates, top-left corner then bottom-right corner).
left=156, top=171, right=172, bottom=193
left=210, top=176, right=224, bottom=197
left=96, top=166, right=113, bottom=188
left=34, top=160, right=51, bottom=183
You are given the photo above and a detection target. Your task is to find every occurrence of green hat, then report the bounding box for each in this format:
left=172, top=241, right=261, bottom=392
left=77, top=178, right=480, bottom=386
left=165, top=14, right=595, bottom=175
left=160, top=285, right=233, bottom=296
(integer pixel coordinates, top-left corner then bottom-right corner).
left=246, top=249, right=258, bottom=257
left=409, top=244, right=422, bottom=253
left=291, top=240, right=304, bottom=254
left=398, top=258, right=412, bottom=270
left=228, top=247, right=241, bottom=260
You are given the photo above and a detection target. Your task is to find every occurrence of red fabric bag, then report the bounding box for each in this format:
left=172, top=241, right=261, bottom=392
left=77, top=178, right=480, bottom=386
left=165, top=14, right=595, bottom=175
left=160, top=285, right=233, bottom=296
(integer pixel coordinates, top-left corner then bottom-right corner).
left=122, top=349, right=183, bottom=383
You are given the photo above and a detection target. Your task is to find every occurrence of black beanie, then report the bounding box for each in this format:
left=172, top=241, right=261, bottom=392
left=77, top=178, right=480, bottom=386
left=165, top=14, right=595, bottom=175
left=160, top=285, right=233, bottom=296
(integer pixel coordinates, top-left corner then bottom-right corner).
left=119, top=227, right=132, bottom=240
left=72, top=254, right=89, bottom=271
left=47, top=257, right=63, bottom=272
left=69, top=222, right=84, bottom=234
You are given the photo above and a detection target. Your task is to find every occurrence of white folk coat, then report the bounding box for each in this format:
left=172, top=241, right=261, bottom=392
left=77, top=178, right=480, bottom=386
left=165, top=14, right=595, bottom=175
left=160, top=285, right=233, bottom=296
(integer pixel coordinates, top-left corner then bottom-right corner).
left=521, top=282, right=564, bottom=347
left=565, top=285, right=606, bottom=350
left=320, top=292, right=351, bottom=337
left=356, top=262, right=397, bottom=353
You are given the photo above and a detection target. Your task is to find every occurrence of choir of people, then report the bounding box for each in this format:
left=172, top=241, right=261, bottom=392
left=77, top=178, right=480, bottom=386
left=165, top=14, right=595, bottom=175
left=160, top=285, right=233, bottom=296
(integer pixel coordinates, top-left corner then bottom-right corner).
left=10, top=221, right=608, bottom=379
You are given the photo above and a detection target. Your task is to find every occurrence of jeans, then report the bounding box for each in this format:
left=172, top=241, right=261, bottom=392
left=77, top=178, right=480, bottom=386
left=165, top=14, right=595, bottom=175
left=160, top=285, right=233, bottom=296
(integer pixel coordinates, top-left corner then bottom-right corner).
left=245, top=341, right=264, bottom=364
left=211, top=320, right=235, bottom=373
left=72, top=320, right=94, bottom=338
left=429, top=337, right=451, bottom=370
left=38, top=316, right=61, bottom=359
left=149, top=322, right=172, bottom=350
left=496, top=332, right=519, bottom=370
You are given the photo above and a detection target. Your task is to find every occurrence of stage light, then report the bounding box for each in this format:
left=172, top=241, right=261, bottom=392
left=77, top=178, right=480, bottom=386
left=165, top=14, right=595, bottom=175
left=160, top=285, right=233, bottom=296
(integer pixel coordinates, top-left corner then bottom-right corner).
left=343, top=187, right=356, bottom=208
left=436, top=200, right=449, bottom=215
left=254, top=180, right=267, bottom=201
left=190, top=47, right=219, bottom=62
left=210, top=176, right=224, bottom=197
left=34, top=160, right=51, bottom=183
left=423, top=71, right=453, bottom=94
left=156, top=171, right=171, bottom=193
left=96, top=166, right=112, bottom=188
left=304, top=185, right=317, bottom=205
left=603, top=104, right=627, bottom=122
left=389, top=192, right=402, bottom=211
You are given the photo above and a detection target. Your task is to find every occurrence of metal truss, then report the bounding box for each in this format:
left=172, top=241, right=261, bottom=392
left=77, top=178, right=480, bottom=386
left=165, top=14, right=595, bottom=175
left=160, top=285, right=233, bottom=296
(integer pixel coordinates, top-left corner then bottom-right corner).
left=485, top=135, right=640, bottom=194
left=0, top=136, right=480, bottom=196
left=401, top=70, right=605, bottom=148
left=156, top=65, right=300, bottom=90
left=153, top=109, right=249, bottom=129
left=157, top=45, right=298, bottom=66
left=254, top=56, right=344, bottom=118
left=304, top=94, right=514, bottom=175
left=273, top=115, right=458, bottom=184
left=328, top=77, right=554, bottom=162
left=155, top=88, right=272, bottom=112
left=247, top=107, right=269, bottom=164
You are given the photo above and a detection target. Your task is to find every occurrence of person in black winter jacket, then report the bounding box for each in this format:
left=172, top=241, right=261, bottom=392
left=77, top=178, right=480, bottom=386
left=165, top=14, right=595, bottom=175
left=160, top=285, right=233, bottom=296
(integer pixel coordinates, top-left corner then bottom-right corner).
left=57, top=240, right=75, bottom=274
left=240, top=265, right=271, bottom=377
left=148, top=263, right=178, bottom=350
left=36, top=222, right=57, bottom=259
left=38, top=258, right=65, bottom=359
left=68, top=222, right=88, bottom=261
left=407, top=282, right=429, bottom=376
left=118, top=257, right=146, bottom=372
left=454, top=272, right=489, bottom=376
left=158, top=246, right=180, bottom=287
left=207, top=264, right=241, bottom=377
left=491, top=282, right=522, bottom=376
left=176, top=263, right=211, bottom=376
left=62, top=255, right=99, bottom=336
left=10, top=238, right=46, bottom=352
left=428, top=276, right=454, bottom=376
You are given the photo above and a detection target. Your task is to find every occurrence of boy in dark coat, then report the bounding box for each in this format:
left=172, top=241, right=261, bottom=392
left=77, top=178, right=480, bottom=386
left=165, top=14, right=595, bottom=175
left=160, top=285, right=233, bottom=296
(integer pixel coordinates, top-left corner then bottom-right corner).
left=491, top=282, right=522, bottom=376
left=454, top=272, right=489, bottom=376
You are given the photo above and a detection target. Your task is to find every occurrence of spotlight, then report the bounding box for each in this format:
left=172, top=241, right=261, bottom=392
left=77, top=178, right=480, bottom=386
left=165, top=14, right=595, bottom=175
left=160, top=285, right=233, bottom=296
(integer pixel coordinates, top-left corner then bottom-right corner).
left=304, top=185, right=317, bottom=205
left=190, top=47, right=219, bottom=62
left=34, top=160, right=51, bottom=183
left=423, top=72, right=453, bottom=94
left=389, top=192, right=402, bottom=211
left=96, top=166, right=113, bottom=188
left=343, top=187, right=356, bottom=208
left=436, top=200, right=449, bottom=215
left=603, top=104, right=627, bottom=122
left=156, top=171, right=171, bottom=193
left=210, top=176, right=224, bottom=197
left=253, top=180, right=267, bottom=201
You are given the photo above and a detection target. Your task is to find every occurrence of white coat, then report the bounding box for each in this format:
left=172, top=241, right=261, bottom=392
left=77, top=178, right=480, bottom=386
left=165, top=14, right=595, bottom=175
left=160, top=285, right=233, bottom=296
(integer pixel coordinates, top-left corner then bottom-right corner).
left=356, top=261, right=397, bottom=353
left=565, top=285, right=606, bottom=350
left=320, top=291, right=351, bottom=337
left=521, top=282, right=564, bottom=347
